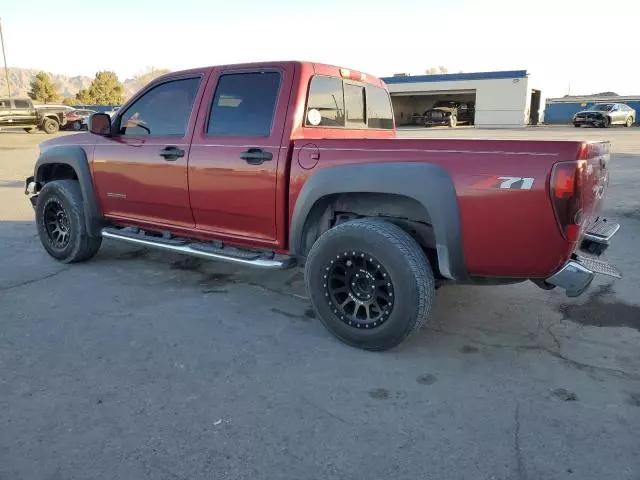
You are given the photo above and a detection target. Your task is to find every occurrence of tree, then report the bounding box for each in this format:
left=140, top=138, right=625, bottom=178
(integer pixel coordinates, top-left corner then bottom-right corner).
left=75, top=71, right=124, bottom=105
left=62, top=97, right=77, bottom=106
left=28, top=71, right=61, bottom=104
left=75, top=88, right=93, bottom=105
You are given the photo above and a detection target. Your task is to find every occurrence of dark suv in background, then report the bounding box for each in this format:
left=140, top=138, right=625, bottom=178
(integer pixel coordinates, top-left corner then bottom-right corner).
left=573, top=103, right=635, bottom=128
left=423, top=100, right=475, bottom=127
left=0, top=98, right=67, bottom=134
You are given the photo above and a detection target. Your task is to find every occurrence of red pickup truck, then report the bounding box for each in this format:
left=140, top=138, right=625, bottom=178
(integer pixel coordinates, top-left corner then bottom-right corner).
left=25, top=61, right=621, bottom=350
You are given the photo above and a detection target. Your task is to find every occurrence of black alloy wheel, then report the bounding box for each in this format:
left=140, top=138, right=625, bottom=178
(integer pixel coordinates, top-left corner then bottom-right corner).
left=35, top=180, right=102, bottom=263
left=43, top=199, right=71, bottom=250
left=325, top=251, right=394, bottom=329
left=305, top=218, right=436, bottom=351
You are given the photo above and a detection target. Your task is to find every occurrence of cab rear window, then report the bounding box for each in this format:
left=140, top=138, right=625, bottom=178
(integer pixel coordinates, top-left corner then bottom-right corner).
left=305, top=75, right=393, bottom=130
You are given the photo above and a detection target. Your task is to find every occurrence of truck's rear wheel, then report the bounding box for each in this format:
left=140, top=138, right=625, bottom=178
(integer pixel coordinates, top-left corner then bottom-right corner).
left=35, top=180, right=102, bottom=263
left=42, top=118, right=59, bottom=134
left=305, top=219, right=435, bottom=351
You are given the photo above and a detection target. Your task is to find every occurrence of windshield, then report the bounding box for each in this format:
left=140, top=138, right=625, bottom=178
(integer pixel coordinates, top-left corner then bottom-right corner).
left=591, top=104, right=614, bottom=111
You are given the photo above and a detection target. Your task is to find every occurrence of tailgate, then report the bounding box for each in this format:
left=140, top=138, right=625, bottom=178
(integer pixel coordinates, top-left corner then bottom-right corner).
left=578, top=141, right=610, bottom=229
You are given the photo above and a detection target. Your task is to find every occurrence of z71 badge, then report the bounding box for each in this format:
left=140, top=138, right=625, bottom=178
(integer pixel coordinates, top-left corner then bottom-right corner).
left=471, top=175, right=535, bottom=190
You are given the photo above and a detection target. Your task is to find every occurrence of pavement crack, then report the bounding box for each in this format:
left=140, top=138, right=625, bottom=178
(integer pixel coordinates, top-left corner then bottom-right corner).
left=514, top=402, right=527, bottom=480
left=428, top=327, right=640, bottom=380
left=0, top=267, right=71, bottom=294
left=300, top=395, right=353, bottom=426
left=546, top=324, right=562, bottom=350
left=544, top=350, right=639, bottom=380
left=246, top=282, right=309, bottom=301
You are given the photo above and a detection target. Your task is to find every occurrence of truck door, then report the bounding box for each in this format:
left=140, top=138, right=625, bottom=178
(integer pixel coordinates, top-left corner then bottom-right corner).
left=92, top=73, right=207, bottom=228
left=188, top=65, right=294, bottom=247
left=12, top=99, right=38, bottom=127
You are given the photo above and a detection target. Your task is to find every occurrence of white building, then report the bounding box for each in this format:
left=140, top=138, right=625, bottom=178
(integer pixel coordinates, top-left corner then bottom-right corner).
left=381, top=70, right=543, bottom=128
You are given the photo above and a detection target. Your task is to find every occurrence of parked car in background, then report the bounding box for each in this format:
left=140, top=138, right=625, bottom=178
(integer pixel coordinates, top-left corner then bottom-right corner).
left=104, top=106, right=121, bottom=117
left=0, top=97, right=67, bottom=134
left=64, top=109, right=97, bottom=130
left=423, top=100, right=475, bottom=127
left=573, top=103, right=635, bottom=128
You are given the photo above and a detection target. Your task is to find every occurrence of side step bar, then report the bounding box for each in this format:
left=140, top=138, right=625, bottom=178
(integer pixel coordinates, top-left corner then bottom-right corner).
left=101, top=228, right=295, bottom=270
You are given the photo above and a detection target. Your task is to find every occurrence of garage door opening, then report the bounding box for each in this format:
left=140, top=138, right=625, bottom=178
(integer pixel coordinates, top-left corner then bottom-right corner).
left=391, top=90, right=477, bottom=128
left=529, top=89, right=541, bottom=125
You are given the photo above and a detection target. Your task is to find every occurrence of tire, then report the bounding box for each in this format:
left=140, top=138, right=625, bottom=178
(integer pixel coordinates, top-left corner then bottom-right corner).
left=42, top=118, right=59, bottom=134
left=626, top=116, right=634, bottom=128
left=73, top=120, right=82, bottom=131
left=304, top=218, right=436, bottom=351
left=600, top=116, right=611, bottom=128
left=449, top=115, right=457, bottom=128
left=35, top=180, right=102, bottom=263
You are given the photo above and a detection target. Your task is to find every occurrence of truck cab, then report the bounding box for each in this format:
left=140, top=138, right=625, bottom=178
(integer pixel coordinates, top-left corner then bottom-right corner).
left=0, top=97, right=66, bottom=134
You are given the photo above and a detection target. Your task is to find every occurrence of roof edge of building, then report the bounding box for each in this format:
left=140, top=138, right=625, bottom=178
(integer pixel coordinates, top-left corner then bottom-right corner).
left=382, top=70, right=528, bottom=84
left=547, top=96, right=640, bottom=104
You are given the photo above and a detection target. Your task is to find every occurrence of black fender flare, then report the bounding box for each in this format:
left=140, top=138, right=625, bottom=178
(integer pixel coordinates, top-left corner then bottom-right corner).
left=289, top=162, right=467, bottom=281
left=34, top=145, right=102, bottom=236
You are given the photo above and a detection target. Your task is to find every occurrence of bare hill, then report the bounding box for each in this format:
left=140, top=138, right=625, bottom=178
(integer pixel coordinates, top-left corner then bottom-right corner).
left=0, top=67, right=169, bottom=101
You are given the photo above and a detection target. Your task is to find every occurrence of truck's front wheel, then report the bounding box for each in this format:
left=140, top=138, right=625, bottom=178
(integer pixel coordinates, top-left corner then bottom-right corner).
left=35, top=180, right=102, bottom=263
left=42, top=118, right=59, bottom=134
left=305, top=219, right=435, bottom=351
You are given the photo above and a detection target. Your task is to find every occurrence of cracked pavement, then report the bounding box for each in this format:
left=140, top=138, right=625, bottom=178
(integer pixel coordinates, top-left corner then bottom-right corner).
left=1, top=128, right=639, bottom=480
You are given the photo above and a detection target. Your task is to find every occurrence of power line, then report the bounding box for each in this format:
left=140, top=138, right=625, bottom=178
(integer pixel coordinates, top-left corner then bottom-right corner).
left=0, top=18, right=10, bottom=97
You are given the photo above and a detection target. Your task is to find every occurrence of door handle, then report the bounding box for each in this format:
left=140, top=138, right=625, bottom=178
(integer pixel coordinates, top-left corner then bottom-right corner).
left=159, top=146, right=185, bottom=161
left=240, top=148, right=273, bottom=165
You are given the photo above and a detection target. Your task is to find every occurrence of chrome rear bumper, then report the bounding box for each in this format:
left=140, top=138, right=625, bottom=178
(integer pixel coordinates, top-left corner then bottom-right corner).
left=546, top=255, right=622, bottom=298
left=546, top=261, right=594, bottom=297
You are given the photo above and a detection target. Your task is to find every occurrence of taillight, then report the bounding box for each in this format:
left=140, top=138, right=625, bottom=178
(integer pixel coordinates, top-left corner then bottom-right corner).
left=550, top=161, right=585, bottom=242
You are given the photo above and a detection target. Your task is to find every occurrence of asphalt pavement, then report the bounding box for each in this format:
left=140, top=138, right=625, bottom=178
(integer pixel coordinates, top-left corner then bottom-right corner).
left=1, top=127, right=639, bottom=480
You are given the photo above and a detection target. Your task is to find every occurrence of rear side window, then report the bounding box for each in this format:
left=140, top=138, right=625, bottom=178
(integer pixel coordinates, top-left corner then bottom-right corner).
left=344, top=84, right=365, bottom=125
left=207, top=72, right=281, bottom=137
left=119, top=77, right=200, bottom=137
left=306, top=75, right=394, bottom=130
left=14, top=100, right=31, bottom=108
left=366, top=86, right=394, bottom=129
left=306, top=76, right=345, bottom=127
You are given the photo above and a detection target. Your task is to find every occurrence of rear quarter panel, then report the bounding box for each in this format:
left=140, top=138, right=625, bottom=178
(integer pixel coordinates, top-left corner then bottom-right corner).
left=289, top=138, right=585, bottom=278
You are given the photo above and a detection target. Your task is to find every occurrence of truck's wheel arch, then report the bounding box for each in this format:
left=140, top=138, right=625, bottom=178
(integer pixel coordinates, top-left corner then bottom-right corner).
left=289, top=162, right=468, bottom=281
left=34, top=146, right=102, bottom=236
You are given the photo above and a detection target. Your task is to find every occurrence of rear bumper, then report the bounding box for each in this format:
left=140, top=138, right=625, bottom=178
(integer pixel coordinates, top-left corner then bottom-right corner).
left=545, top=218, right=621, bottom=297
left=546, top=261, right=594, bottom=297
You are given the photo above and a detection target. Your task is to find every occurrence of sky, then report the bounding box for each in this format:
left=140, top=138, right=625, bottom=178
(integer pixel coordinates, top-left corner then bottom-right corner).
left=1, top=0, right=638, bottom=98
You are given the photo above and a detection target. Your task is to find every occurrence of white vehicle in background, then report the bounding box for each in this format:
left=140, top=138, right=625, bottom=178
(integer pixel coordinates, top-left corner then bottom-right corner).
left=104, top=106, right=121, bottom=117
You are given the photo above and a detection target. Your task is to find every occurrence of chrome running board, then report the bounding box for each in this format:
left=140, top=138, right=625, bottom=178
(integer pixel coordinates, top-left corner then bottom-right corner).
left=101, top=228, right=295, bottom=270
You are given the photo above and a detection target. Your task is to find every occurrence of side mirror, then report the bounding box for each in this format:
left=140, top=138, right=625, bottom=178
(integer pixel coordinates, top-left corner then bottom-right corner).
left=89, top=113, right=112, bottom=135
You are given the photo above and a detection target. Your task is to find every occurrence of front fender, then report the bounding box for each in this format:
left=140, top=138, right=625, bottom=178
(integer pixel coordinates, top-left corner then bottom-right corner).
left=289, top=162, right=467, bottom=281
left=34, top=145, right=102, bottom=236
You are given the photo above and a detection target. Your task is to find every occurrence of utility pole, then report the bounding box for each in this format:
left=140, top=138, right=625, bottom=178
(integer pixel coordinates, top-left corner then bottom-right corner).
left=0, top=18, right=10, bottom=97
